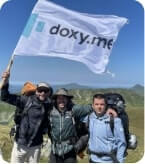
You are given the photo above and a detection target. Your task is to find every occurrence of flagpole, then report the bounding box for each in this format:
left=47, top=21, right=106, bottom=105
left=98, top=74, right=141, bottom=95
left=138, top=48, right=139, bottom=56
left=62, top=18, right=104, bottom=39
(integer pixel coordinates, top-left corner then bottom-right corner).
left=0, top=54, right=15, bottom=90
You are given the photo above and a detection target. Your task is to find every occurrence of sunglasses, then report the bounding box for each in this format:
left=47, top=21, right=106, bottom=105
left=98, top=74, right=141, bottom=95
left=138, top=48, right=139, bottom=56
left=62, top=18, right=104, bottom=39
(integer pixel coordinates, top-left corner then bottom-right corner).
left=37, top=88, right=49, bottom=93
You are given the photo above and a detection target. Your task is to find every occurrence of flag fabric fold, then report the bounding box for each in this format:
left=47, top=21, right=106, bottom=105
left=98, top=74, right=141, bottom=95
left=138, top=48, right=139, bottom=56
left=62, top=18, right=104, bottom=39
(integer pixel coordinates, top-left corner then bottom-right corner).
left=13, top=0, right=128, bottom=74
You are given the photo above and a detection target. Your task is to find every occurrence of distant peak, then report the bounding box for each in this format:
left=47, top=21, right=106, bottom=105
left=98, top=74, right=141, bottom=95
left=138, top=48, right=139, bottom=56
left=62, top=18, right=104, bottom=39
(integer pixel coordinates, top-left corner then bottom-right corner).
left=132, top=84, right=144, bottom=89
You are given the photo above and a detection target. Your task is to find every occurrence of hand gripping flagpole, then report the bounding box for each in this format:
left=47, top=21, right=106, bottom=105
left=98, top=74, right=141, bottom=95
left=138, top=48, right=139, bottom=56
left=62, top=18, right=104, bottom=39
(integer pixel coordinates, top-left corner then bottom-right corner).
left=0, top=54, right=15, bottom=90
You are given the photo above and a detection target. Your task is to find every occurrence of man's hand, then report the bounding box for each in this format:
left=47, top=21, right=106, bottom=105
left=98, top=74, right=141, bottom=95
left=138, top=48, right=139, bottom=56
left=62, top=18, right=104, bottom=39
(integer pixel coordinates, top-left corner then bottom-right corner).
left=106, top=108, right=118, bottom=117
left=1, top=71, right=10, bottom=85
left=77, top=151, right=85, bottom=159
left=2, top=71, right=10, bottom=79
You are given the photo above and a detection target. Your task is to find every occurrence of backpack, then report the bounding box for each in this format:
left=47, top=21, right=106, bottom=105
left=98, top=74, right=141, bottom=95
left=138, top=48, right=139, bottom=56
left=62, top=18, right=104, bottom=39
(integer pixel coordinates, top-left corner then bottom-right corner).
left=10, top=82, right=37, bottom=138
left=105, top=93, right=126, bottom=114
left=104, top=93, right=137, bottom=151
left=10, top=96, right=33, bottom=138
left=21, top=81, right=36, bottom=96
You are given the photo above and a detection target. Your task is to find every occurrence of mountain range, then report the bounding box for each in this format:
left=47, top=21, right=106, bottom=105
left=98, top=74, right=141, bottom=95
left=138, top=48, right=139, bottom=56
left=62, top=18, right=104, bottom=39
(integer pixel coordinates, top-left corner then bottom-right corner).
left=130, top=84, right=144, bottom=96
left=8, top=83, right=144, bottom=96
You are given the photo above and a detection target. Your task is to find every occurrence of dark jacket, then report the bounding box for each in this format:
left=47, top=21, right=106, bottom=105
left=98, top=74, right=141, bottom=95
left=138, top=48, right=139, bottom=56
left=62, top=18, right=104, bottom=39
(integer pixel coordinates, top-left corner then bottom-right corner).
left=1, top=83, right=52, bottom=147
left=48, top=104, right=92, bottom=156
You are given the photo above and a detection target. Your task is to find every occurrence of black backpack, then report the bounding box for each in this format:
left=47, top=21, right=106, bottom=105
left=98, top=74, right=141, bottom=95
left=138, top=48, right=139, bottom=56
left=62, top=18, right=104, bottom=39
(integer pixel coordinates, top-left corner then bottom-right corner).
left=10, top=96, right=33, bottom=138
left=105, top=93, right=126, bottom=114
left=104, top=93, right=137, bottom=152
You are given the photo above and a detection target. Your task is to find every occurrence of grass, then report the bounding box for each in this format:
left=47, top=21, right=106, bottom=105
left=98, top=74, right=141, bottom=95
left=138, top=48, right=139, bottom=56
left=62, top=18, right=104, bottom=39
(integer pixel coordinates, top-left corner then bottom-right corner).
left=125, top=106, right=144, bottom=163
left=0, top=125, right=13, bottom=162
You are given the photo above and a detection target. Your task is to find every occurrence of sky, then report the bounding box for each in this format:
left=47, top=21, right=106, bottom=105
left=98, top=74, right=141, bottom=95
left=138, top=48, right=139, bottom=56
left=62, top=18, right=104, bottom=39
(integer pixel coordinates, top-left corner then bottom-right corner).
left=0, top=0, right=144, bottom=88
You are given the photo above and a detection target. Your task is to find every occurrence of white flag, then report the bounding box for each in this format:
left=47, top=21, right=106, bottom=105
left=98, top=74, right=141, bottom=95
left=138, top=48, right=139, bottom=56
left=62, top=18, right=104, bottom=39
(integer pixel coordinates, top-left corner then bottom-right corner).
left=13, top=0, right=128, bottom=74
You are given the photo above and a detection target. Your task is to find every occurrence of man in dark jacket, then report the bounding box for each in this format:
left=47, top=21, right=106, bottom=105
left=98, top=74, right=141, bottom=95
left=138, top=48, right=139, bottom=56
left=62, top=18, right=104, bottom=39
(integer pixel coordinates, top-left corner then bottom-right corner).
left=48, top=88, right=92, bottom=163
left=1, top=71, right=53, bottom=163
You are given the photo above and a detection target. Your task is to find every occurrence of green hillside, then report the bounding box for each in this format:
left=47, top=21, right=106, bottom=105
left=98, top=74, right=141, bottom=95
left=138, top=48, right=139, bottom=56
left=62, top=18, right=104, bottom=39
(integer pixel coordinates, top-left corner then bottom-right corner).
left=130, top=84, right=144, bottom=97
left=0, top=102, right=15, bottom=124
left=69, top=88, right=144, bottom=106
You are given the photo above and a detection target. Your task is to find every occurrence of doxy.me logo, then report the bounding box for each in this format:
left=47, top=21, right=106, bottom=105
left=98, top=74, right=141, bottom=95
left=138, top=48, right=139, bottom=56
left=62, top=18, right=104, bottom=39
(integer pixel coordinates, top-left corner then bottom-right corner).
left=49, top=24, right=114, bottom=50
left=23, top=14, right=113, bottom=50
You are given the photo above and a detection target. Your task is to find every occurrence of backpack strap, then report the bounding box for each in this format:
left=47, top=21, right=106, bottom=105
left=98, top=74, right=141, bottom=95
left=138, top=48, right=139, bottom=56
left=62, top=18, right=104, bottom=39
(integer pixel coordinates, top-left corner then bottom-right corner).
left=109, top=116, right=114, bottom=136
left=49, top=109, right=55, bottom=141
left=10, top=96, right=33, bottom=139
left=22, top=96, right=33, bottom=116
left=87, top=110, right=92, bottom=128
left=87, top=114, right=90, bottom=129
left=86, top=111, right=92, bottom=147
left=67, top=109, right=78, bottom=139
